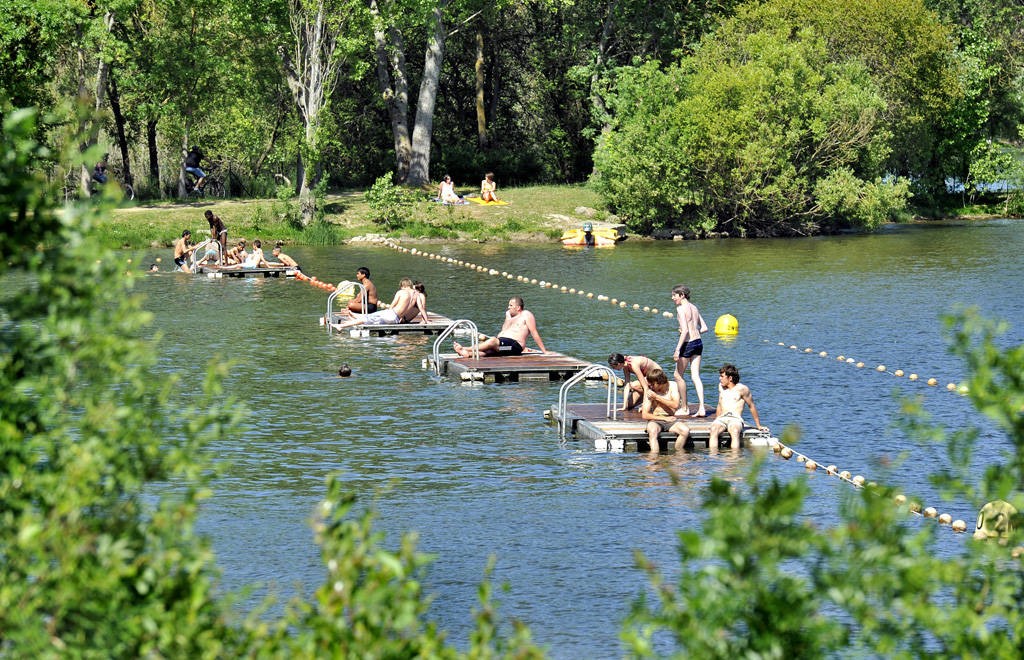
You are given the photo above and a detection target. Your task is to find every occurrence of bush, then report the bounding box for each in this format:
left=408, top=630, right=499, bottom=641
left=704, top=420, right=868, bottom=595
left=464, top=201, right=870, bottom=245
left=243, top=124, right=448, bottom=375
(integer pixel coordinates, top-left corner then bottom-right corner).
left=365, top=173, right=413, bottom=231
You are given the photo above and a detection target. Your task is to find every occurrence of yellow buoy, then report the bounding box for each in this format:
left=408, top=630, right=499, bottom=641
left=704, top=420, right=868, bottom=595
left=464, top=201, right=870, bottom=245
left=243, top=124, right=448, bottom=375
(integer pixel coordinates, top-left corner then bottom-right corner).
left=715, top=314, right=739, bottom=335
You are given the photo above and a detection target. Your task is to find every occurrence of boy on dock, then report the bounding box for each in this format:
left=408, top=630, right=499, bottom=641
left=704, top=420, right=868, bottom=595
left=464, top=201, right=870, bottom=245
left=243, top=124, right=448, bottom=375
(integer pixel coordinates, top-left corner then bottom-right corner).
left=608, top=353, right=663, bottom=412
left=708, top=363, right=766, bottom=450
left=634, top=367, right=680, bottom=454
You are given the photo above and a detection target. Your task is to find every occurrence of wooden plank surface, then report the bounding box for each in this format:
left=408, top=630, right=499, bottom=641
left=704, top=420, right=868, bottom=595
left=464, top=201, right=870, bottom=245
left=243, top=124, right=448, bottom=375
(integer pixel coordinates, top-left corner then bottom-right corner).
left=196, top=264, right=297, bottom=278
left=434, top=351, right=599, bottom=383
left=329, top=310, right=453, bottom=336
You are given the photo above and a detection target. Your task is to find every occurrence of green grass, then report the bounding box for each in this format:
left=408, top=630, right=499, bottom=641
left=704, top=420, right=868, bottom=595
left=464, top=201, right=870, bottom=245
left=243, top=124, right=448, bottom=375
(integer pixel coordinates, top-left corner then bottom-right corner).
left=92, top=184, right=609, bottom=249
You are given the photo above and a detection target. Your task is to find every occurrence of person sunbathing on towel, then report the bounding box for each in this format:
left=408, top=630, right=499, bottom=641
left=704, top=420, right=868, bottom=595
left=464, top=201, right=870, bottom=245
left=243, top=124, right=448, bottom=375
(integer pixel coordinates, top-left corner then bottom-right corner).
left=480, top=172, right=499, bottom=202
left=453, top=296, right=546, bottom=357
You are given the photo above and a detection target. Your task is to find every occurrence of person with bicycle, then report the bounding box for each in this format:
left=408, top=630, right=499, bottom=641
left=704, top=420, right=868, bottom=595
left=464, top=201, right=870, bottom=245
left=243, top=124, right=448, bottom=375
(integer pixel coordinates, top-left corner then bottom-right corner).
left=184, top=145, right=206, bottom=193
left=92, top=154, right=109, bottom=185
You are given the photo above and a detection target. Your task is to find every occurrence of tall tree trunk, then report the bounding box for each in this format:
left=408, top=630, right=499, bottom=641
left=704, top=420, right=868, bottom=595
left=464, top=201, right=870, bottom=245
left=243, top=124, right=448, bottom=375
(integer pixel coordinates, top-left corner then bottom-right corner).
left=146, top=119, right=159, bottom=194
left=106, top=71, right=133, bottom=189
left=407, top=0, right=450, bottom=186
left=370, top=0, right=412, bottom=182
left=77, top=11, right=115, bottom=196
left=475, top=28, right=487, bottom=148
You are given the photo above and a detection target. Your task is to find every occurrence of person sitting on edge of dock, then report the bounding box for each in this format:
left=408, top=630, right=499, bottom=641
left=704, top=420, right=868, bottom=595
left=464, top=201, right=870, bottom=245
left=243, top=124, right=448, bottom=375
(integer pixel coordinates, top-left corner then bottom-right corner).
left=242, top=239, right=268, bottom=268
left=634, top=367, right=680, bottom=454
left=347, top=266, right=378, bottom=313
left=334, top=278, right=421, bottom=329
left=707, top=363, right=766, bottom=450
left=608, top=353, right=663, bottom=412
left=453, top=295, right=547, bottom=358
left=225, top=239, right=247, bottom=265
left=403, top=280, right=429, bottom=323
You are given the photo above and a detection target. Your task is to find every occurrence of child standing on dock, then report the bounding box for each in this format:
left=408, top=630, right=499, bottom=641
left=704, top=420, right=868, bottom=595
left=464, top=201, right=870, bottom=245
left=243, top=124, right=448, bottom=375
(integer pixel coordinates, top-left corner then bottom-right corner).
left=672, top=284, right=708, bottom=418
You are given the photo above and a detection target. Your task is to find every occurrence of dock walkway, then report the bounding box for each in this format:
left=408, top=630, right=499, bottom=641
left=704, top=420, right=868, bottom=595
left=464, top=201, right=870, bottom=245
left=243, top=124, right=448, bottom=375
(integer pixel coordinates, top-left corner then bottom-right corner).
left=196, top=264, right=297, bottom=278
left=327, top=310, right=454, bottom=336
left=548, top=402, right=774, bottom=452
left=431, top=351, right=601, bottom=383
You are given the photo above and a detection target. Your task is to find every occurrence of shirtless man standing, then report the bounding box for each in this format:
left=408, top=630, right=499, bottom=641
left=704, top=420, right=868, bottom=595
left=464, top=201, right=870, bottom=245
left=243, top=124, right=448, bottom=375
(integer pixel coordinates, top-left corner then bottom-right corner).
left=453, top=296, right=547, bottom=357
left=672, top=284, right=708, bottom=417
left=347, top=267, right=379, bottom=313
left=333, top=278, right=418, bottom=330
left=172, top=230, right=196, bottom=273
left=707, top=363, right=766, bottom=450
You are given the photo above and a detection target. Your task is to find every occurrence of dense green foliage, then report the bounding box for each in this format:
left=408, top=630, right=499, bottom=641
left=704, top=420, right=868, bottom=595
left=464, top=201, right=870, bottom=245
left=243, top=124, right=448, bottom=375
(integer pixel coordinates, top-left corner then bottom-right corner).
left=1, top=106, right=545, bottom=657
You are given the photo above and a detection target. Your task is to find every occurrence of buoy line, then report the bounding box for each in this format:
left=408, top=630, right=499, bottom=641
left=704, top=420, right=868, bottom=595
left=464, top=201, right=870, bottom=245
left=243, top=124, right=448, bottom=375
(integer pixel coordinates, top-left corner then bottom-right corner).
left=763, top=340, right=967, bottom=396
left=769, top=439, right=970, bottom=535
left=372, top=238, right=681, bottom=320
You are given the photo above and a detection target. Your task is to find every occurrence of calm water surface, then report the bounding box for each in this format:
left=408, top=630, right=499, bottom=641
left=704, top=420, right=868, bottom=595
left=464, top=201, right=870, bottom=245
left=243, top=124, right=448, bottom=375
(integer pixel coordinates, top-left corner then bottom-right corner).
left=137, top=219, right=1022, bottom=657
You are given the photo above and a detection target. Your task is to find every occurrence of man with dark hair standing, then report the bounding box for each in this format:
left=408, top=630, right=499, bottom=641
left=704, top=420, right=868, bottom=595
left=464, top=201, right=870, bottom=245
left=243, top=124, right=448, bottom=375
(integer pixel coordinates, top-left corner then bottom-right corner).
left=204, top=210, right=227, bottom=263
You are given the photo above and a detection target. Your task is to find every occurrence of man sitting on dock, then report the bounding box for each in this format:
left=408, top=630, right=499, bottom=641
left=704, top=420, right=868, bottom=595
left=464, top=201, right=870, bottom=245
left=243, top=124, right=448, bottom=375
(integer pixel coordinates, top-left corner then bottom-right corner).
left=608, top=353, right=663, bottom=412
left=347, top=266, right=378, bottom=313
left=634, top=367, right=680, bottom=454
left=453, top=296, right=547, bottom=357
left=706, top=363, right=766, bottom=450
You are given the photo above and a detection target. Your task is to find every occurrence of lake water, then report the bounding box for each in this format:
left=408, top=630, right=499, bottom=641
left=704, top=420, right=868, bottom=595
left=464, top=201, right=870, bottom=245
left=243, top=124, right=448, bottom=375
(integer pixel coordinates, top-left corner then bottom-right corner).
left=137, top=219, right=1023, bottom=657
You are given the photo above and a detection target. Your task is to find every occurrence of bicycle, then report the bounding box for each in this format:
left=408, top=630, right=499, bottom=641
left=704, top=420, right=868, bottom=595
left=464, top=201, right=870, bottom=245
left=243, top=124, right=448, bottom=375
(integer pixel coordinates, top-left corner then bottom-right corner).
left=184, top=162, right=226, bottom=199
left=88, top=168, right=135, bottom=201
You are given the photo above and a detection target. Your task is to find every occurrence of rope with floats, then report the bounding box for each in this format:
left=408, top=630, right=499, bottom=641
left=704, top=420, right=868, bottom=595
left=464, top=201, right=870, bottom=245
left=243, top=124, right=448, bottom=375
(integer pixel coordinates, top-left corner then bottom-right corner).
left=768, top=438, right=971, bottom=534
left=764, top=340, right=968, bottom=396
left=363, top=238, right=968, bottom=397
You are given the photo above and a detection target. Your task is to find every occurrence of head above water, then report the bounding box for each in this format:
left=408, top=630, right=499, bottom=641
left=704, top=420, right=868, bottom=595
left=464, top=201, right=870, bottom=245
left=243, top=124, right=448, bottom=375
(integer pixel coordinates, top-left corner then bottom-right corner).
left=338, top=364, right=352, bottom=377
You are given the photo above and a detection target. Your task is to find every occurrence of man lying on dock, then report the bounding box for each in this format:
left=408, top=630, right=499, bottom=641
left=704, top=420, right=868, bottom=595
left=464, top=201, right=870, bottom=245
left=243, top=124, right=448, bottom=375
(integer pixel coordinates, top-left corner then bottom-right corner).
left=453, top=296, right=547, bottom=357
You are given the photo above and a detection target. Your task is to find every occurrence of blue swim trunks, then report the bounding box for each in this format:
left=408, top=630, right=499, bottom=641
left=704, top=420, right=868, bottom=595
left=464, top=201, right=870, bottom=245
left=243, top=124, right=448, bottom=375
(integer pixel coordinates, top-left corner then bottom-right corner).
left=679, top=338, right=703, bottom=358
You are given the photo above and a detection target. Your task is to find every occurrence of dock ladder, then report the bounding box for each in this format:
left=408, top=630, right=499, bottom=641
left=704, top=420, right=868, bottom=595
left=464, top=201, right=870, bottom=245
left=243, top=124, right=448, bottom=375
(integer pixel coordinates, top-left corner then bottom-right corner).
left=431, top=320, right=480, bottom=376
left=325, top=280, right=367, bottom=334
left=188, top=239, right=223, bottom=271
left=556, top=365, right=619, bottom=439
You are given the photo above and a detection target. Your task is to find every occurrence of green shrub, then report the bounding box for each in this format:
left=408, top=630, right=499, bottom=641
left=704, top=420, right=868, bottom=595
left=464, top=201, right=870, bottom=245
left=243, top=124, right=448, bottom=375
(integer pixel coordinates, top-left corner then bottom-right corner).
left=365, top=174, right=413, bottom=231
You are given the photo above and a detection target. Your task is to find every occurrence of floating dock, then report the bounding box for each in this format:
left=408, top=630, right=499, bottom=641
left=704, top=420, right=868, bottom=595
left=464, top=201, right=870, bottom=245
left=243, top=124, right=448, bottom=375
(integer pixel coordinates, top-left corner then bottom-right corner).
left=431, top=351, right=601, bottom=383
left=196, top=264, right=297, bottom=278
left=548, top=402, right=774, bottom=452
left=327, top=310, right=454, bottom=337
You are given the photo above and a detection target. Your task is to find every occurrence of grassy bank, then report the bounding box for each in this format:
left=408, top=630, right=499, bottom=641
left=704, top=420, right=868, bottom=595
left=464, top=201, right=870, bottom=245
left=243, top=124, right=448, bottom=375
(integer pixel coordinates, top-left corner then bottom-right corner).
left=95, top=184, right=609, bottom=249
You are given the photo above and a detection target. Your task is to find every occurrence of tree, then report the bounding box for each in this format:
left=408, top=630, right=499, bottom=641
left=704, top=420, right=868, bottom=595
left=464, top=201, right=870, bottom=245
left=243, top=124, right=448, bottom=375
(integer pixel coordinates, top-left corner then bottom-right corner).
left=1, top=103, right=542, bottom=657
left=279, top=0, right=366, bottom=225
left=593, top=23, right=909, bottom=236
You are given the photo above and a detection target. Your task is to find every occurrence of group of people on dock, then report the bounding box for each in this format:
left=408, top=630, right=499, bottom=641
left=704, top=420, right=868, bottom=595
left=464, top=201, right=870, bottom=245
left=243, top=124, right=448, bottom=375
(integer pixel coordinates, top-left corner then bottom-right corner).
left=608, top=284, right=767, bottom=453
left=333, top=269, right=429, bottom=329
left=170, top=211, right=298, bottom=274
